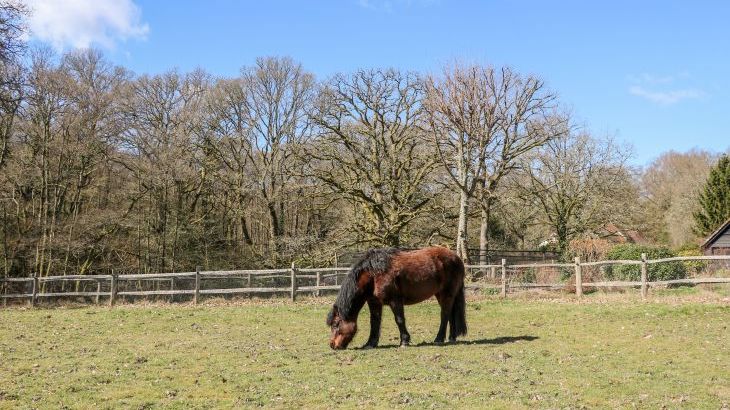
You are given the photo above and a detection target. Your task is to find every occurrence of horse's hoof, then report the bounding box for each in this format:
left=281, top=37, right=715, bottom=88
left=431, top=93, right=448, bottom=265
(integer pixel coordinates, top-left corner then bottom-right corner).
left=399, top=342, right=410, bottom=348
left=361, top=344, right=376, bottom=350
left=433, top=340, right=444, bottom=345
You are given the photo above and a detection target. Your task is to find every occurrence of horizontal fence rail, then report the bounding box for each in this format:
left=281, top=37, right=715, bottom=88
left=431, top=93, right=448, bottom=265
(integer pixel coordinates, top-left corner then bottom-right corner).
left=464, top=254, right=730, bottom=299
left=1, top=255, right=730, bottom=307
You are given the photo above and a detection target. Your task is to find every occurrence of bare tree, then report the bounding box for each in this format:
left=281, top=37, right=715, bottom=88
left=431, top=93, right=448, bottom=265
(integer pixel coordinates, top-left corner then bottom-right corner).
left=424, top=64, right=500, bottom=260
left=522, top=129, right=636, bottom=254
left=425, top=63, right=562, bottom=262
left=0, top=59, right=20, bottom=168
left=641, top=149, right=716, bottom=247
left=54, top=49, right=131, bottom=276
left=0, top=0, right=27, bottom=169
left=119, top=69, right=211, bottom=273
left=15, top=50, right=67, bottom=277
left=237, top=57, right=314, bottom=262
left=494, top=173, right=543, bottom=250
left=206, top=77, right=257, bottom=250
left=0, top=49, right=130, bottom=278
left=308, top=69, right=437, bottom=247
left=0, top=0, right=26, bottom=64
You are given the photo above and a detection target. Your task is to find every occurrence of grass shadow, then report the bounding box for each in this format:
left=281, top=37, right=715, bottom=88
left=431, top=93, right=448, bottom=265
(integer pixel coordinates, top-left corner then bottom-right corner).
left=359, top=335, right=539, bottom=350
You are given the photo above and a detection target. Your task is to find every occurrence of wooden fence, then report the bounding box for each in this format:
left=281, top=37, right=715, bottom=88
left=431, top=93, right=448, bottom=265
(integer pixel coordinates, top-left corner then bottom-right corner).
left=1, top=254, right=730, bottom=307
left=0, top=265, right=351, bottom=307
left=463, top=254, right=730, bottom=298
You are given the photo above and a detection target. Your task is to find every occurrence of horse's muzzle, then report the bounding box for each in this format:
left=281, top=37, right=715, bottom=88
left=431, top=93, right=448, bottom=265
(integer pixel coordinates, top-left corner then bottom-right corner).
left=330, top=340, right=346, bottom=350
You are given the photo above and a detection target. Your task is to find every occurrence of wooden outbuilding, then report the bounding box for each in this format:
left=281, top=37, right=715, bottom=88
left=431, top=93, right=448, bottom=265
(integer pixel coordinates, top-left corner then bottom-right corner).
left=701, top=218, right=730, bottom=255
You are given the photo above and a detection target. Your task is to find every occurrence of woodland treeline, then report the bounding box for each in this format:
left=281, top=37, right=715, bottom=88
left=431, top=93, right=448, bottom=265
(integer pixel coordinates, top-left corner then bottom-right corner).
left=1, top=5, right=727, bottom=277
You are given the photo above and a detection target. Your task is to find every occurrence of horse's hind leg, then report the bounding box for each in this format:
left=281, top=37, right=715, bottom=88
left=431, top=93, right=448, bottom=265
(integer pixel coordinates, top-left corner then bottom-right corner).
left=434, top=293, right=453, bottom=344
left=389, top=299, right=411, bottom=347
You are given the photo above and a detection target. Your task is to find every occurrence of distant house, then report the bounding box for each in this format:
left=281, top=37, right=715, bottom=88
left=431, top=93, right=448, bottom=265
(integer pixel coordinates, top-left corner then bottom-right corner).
left=701, top=218, right=730, bottom=255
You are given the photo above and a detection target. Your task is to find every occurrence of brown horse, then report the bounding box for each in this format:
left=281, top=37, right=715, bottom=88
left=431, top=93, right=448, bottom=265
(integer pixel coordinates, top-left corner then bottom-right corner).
left=326, top=246, right=467, bottom=349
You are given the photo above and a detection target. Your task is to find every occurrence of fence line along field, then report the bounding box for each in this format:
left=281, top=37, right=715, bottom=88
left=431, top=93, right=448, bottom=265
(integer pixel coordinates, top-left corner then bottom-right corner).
left=2, top=254, right=730, bottom=307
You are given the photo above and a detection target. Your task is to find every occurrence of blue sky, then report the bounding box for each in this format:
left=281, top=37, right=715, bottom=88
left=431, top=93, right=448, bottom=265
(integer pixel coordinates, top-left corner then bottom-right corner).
left=25, top=0, right=730, bottom=165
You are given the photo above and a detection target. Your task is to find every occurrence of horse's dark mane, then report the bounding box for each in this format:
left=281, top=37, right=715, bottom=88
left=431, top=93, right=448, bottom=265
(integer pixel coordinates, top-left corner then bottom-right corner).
left=330, top=247, right=402, bottom=322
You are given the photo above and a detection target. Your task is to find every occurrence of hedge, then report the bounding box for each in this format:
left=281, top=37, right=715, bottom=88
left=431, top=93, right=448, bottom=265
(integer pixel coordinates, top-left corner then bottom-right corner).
left=604, top=244, right=687, bottom=281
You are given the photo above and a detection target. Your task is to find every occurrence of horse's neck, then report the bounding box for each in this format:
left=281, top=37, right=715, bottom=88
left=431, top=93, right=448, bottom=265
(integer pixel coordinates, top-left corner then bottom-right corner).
left=348, top=295, right=367, bottom=319
left=342, top=276, right=372, bottom=320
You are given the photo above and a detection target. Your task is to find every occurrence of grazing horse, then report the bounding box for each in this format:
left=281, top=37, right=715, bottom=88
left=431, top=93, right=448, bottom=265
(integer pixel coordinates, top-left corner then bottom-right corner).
left=326, top=246, right=467, bottom=349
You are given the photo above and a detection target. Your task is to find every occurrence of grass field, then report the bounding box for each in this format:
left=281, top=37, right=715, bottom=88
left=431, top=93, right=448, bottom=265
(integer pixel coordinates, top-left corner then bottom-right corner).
left=1, top=290, right=729, bottom=409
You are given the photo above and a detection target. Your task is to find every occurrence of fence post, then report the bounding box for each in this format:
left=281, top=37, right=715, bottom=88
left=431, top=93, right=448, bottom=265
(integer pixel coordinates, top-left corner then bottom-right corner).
left=194, top=266, right=200, bottom=305
left=640, top=253, right=648, bottom=300
left=31, top=274, right=38, bottom=307
left=246, top=273, right=252, bottom=299
left=500, top=259, right=507, bottom=297
left=490, top=266, right=496, bottom=279
left=574, top=256, right=583, bottom=297
left=290, top=262, right=298, bottom=302
left=315, top=271, right=321, bottom=297
left=169, top=278, right=175, bottom=303
left=109, top=271, right=117, bottom=307
left=95, top=280, right=101, bottom=305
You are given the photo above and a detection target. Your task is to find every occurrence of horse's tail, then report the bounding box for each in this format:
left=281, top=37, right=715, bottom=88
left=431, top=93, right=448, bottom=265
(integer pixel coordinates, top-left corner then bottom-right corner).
left=451, top=268, right=468, bottom=337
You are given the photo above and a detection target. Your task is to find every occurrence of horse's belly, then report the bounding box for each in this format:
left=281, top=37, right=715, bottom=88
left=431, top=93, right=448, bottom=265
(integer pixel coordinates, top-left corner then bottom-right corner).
left=400, top=277, right=442, bottom=304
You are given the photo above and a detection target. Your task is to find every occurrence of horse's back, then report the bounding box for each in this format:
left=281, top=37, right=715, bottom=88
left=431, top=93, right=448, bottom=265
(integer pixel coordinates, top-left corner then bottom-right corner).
left=400, top=246, right=464, bottom=276
left=385, top=247, right=464, bottom=304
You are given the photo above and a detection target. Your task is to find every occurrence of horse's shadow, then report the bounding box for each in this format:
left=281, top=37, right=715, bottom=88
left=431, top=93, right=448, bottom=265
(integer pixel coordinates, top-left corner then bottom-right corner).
left=361, top=335, right=539, bottom=350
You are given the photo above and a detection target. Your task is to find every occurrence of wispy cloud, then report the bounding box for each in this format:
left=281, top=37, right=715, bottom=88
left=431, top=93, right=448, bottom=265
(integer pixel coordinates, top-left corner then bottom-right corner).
left=358, top=0, right=391, bottom=12
left=627, top=73, right=674, bottom=85
left=25, top=0, right=149, bottom=50
left=357, top=0, right=439, bottom=13
left=628, top=86, right=705, bottom=105
left=628, top=72, right=705, bottom=105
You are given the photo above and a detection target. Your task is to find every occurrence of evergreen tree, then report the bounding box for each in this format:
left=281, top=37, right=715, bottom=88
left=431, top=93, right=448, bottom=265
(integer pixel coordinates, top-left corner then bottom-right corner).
left=694, top=154, right=730, bottom=235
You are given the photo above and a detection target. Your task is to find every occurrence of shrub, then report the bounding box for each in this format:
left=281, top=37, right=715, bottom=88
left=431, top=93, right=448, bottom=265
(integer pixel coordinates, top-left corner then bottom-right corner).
left=676, top=244, right=707, bottom=277
left=604, top=244, right=687, bottom=281
left=568, top=237, right=611, bottom=262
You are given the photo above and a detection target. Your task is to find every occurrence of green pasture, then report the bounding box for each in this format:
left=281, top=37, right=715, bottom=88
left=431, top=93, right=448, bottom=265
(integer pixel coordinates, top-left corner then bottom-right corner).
left=1, top=291, right=729, bottom=409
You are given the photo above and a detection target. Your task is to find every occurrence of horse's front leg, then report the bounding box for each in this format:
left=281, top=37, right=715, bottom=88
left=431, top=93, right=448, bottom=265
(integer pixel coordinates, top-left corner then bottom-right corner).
left=362, top=298, right=383, bottom=349
left=389, top=299, right=411, bottom=347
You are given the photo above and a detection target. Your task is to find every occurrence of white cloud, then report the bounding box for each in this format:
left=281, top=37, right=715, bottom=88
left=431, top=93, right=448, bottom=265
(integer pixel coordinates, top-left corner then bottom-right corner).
left=24, top=0, right=149, bottom=50
left=628, top=86, right=705, bottom=105
left=627, top=72, right=706, bottom=105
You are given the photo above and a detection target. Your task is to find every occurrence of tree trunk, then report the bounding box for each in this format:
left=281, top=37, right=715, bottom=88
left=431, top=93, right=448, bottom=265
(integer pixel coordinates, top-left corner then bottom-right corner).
left=267, top=202, right=280, bottom=264
left=456, top=189, right=469, bottom=263
left=240, top=216, right=253, bottom=245
left=479, top=206, right=490, bottom=266
left=557, top=217, right=569, bottom=257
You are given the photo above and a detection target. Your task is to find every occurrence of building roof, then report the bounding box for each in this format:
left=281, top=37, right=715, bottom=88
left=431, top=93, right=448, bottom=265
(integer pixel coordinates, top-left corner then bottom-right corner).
left=701, top=217, right=730, bottom=249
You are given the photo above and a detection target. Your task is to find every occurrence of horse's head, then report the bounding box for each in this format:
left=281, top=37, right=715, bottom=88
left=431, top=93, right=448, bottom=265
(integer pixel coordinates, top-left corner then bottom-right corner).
left=326, top=305, right=357, bottom=349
